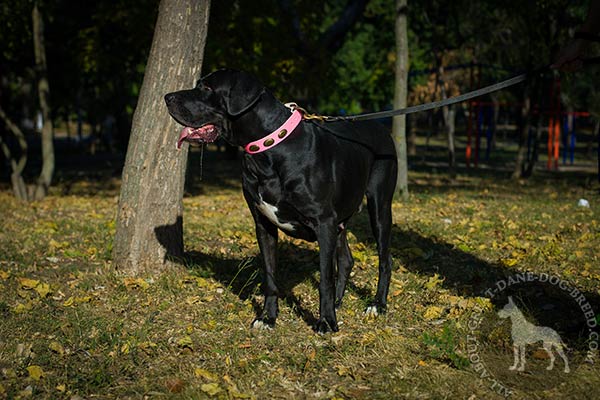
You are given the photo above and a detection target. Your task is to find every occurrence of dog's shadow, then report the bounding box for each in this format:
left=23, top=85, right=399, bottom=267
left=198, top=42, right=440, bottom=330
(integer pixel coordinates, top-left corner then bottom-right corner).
left=156, top=206, right=600, bottom=347
left=183, top=246, right=322, bottom=327
left=155, top=213, right=600, bottom=347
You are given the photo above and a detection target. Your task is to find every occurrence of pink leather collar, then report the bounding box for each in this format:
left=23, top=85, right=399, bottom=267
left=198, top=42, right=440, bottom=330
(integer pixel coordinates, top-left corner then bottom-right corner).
left=244, top=110, right=303, bottom=154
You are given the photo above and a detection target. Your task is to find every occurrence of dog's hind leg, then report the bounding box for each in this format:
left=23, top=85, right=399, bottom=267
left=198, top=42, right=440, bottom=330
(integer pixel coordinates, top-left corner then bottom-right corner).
left=335, top=230, right=354, bottom=309
left=365, top=161, right=396, bottom=316
left=252, top=214, right=280, bottom=329
left=543, top=341, right=556, bottom=370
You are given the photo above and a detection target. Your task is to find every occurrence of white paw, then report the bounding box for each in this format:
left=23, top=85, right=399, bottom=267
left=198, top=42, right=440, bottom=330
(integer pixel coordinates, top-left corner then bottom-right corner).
left=364, top=306, right=379, bottom=317
left=251, top=319, right=273, bottom=330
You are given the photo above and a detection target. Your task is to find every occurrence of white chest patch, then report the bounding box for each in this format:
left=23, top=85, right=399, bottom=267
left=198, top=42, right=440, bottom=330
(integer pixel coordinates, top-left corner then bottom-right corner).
left=256, top=200, right=295, bottom=231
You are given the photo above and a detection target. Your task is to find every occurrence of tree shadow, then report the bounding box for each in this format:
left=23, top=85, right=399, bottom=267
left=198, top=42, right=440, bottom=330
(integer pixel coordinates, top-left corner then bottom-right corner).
left=349, top=209, right=600, bottom=352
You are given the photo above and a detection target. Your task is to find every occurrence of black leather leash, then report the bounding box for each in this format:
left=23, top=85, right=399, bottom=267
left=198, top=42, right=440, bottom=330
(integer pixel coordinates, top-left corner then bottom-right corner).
left=316, top=57, right=600, bottom=123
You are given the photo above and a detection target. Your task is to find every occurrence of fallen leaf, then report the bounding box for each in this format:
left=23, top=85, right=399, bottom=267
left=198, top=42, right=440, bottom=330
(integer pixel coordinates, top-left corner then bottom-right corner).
left=63, top=297, right=75, bottom=307
left=201, top=382, right=223, bottom=396
left=423, top=305, right=444, bottom=320
left=425, top=274, right=444, bottom=291
left=0, top=270, right=10, bottom=280
left=19, top=278, right=40, bottom=290
left=418, top=360, right=427, bottom=366
left=502, top=258, right=518, bottom=267
left=26, top=365, right=45, bottom=381
left=48, top=341, right=65, bottom=355
left=123, top=277, right=149, bottom=290
left=194, top=368, right=217, bottom=381
left=532, top=349, right=550, bottom=360
left=138, top=341, right=157, bottom=354
left=34, top=282, right=52, bottom=298
left=165, top=378, right=186, bottom=393
left=177, top=336, right=193, bottom=350
left=56, top=384, right=66, bottom=393
left=13, top=302, right=33, bottom=314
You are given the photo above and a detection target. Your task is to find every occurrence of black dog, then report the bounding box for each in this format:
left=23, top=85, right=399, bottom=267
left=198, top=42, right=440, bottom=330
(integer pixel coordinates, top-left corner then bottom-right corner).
left=165, top=69, right=397, bottom=333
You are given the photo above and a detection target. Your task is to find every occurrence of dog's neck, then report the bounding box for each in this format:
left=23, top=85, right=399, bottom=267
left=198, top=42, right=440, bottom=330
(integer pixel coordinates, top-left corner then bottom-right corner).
left=228, top=93, right=295, bottom=148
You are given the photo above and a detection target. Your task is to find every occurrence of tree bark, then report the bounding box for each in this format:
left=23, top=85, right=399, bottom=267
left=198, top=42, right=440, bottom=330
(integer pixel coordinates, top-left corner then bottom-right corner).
left=512, top=87, right=531, bottom=179
left=32, top=1, right=55, bottom=201
left=113, top=0, right=211, bottom=275
left=438, top=64, right=456, bottom=179
left=392, top=0, right=409, bottom=200
left=0, top=106, right=28, bottom=200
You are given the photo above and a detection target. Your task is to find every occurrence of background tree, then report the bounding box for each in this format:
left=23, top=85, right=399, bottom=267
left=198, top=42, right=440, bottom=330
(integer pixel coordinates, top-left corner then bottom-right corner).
left=112, top=0, right=211, bottom=274
left=32, top=0, right=54, bottom=200
left=392, top=0, right=409, bottom=199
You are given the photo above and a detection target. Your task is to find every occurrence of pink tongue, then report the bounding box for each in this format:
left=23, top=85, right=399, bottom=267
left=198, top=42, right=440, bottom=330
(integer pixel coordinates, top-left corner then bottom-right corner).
left=177, top=127, right=193, bottom=149
left=176, top=125, right=218, bottom=149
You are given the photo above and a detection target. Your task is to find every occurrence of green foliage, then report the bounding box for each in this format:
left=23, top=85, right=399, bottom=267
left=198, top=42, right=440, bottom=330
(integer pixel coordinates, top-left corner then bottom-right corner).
left=422, top=322, right=470, bottom=369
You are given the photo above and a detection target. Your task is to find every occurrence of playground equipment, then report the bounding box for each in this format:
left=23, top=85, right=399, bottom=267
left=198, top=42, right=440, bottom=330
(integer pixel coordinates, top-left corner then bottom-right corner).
left=465, top=73, right=593, bottom=171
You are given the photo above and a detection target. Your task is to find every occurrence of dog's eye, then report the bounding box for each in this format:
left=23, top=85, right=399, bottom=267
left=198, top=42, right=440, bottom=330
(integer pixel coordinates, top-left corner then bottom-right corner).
left=201, top=83, right=213, bottom=92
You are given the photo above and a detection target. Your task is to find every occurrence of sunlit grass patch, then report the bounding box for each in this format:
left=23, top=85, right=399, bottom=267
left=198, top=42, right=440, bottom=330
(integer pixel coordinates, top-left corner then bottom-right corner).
left=1, top=170, right=599, bottom=399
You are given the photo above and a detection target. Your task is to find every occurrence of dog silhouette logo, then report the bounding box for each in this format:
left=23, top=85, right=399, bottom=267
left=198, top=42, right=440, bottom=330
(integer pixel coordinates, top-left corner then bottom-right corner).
left=498, top=296, right=570, bottom=373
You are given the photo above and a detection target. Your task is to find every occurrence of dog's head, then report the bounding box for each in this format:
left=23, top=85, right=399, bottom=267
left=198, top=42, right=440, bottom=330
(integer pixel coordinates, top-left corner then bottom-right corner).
left=497, top=296, right=516, bottom=319
left=164, top=69, right=266, bottom=148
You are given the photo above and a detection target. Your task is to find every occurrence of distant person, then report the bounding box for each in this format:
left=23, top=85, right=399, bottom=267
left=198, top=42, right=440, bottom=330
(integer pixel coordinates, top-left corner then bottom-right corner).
left=552, top=1, right=600, bottom=71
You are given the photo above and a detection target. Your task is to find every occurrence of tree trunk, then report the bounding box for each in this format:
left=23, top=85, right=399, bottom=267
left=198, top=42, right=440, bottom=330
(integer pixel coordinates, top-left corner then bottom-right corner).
left=392, top=0, right=409, bottom=200
left=32, top=1, right=55, bottom=201
left=113, top=0, right=211, bottom=275
left=0, top=107, right=28, bottom=200
left=438, top=64, right=456, bottom=179
left=512, top=87, right=531, bottom=179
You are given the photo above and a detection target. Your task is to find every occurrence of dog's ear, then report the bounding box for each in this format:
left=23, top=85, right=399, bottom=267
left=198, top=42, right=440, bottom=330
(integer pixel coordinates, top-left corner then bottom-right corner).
left=224, top=71, right=266, bottom=116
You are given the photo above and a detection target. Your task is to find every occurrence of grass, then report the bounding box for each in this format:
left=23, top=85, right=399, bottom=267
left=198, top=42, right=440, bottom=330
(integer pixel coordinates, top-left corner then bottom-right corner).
left=1, top=144, right=600, bottom=399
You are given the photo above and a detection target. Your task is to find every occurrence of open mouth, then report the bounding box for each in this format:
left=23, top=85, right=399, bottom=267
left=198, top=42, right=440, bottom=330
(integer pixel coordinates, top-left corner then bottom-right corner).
left=176, top=124, right=219, bottom=149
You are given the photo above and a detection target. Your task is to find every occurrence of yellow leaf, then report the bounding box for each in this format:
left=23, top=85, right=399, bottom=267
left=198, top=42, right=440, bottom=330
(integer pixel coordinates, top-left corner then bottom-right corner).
left=121, top=343, right=130, bottom=354
left=63, top=297, right=75, bottom=307
left=19, top=277, right=40, bottom=289
left=26, top=365, right=45, bottom=381
left=49, top=341, right=65, bottom=355
left=425, top=274, right=444, bottom=291
left=34, top=282, right=52, bottom=298
left=13, top=302, right=33, bottom=314
left=177, top=336, right=193, bottom=349
left=201, top=383, right=222, bottom=396
left=123, top=277, right=150, bottom=290
left=56, top=384, right=66, bottom=393
left=138, top=341, right=157, bottom=354
left=194, top=368, right=217, bottom=381
left=423, top=306, right=444, bottom=320
left=336, top=365, right=350, bottom=376
left=0, top=270, right=10, bottom=280
left=186, top=296, right=202, bottom=305
left=229, top=389, right=253, bottom=399
left=418, top=360, right=427, bottom=366
left=75, top=296, right=92, bottom=303
left=502, top=258, right=518, bottom=267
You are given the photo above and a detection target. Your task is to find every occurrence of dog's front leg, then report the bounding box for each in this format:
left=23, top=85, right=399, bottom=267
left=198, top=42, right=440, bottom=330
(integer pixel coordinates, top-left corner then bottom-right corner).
left=252, top=214, right=279, bottom=329
left=316, top=220, right=339, bottom=333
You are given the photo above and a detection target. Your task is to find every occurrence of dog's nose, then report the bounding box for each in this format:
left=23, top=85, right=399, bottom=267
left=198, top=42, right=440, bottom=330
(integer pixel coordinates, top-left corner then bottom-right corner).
left=164, top=92, right=177, bottom=105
